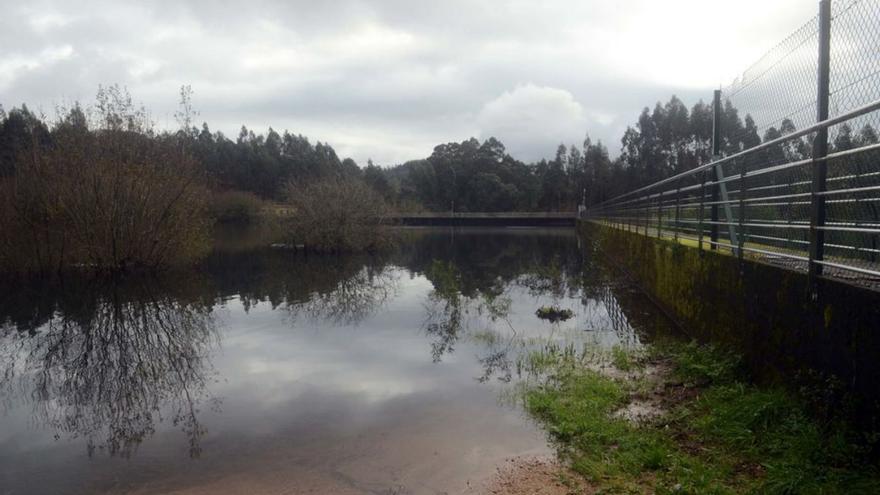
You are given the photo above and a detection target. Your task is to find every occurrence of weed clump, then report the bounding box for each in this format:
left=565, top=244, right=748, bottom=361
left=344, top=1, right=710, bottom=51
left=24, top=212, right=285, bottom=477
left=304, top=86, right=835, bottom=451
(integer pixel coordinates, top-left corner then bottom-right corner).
left=535, top=306, right=574, bottom=322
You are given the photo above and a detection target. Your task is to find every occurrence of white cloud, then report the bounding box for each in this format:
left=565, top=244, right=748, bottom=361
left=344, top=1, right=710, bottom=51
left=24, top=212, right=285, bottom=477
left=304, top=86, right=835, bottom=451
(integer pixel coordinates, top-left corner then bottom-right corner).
left=477, top=84, right=588, bottom=161
left=28, top=12, right=74, bottom=33
left=0, top=45, right=74, bottom=91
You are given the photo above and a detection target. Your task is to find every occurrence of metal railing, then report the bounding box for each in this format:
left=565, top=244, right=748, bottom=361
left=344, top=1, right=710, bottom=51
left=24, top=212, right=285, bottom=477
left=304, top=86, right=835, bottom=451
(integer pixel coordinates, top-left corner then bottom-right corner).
left=585, top=0, right=880, bottom=288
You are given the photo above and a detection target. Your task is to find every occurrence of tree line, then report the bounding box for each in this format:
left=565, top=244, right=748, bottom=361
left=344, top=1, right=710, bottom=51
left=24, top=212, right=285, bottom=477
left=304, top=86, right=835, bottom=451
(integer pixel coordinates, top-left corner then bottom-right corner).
left=374, top=97, right=875, bottom=212
left=4, top=92, right=879, bottom=211
left=2, top=87, right=878, bottom=272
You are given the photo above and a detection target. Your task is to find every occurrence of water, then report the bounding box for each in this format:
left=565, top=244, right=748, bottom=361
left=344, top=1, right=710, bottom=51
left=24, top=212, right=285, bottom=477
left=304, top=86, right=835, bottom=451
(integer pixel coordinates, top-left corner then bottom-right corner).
left=0, top=227, right=675, bottom=494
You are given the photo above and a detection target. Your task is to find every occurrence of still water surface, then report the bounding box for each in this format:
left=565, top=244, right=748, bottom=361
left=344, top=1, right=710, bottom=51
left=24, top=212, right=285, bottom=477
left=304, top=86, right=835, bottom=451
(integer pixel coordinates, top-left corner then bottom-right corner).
left=0, top=227, right=674, bottom=494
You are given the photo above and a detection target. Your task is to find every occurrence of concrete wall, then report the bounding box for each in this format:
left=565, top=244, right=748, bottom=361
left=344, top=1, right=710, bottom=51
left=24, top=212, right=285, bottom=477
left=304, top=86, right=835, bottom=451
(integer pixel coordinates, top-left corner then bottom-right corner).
left=579, top=220, right=880, bottom=415
left=395, top=214, right=575, bottom=227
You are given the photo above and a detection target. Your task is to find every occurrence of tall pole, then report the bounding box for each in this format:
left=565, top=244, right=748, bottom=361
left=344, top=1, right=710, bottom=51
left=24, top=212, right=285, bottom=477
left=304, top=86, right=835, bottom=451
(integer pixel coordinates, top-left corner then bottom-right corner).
left=809, top=0, right=832, bottom=283
left=711, top=90, right=722, bottom=250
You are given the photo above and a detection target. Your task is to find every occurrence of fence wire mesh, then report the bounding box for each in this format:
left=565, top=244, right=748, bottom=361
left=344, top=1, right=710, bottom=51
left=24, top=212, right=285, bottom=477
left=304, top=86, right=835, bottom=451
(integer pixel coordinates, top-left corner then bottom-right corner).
left=588, top=0, right=880, bottom=289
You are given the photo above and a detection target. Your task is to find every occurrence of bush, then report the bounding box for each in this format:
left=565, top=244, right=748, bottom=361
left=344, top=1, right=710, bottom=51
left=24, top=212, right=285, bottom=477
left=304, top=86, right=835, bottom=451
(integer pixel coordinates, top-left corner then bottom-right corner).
left=208, top=190, right=266, bottom=224
left=0, top=87, right=210, bottom=273
left=283, top=176, right=391, bottom=253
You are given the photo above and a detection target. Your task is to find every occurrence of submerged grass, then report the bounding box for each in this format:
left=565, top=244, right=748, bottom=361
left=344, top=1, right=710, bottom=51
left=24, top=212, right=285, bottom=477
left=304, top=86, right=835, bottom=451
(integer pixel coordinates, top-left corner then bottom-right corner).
left=521, top=340, right=880, bottom=494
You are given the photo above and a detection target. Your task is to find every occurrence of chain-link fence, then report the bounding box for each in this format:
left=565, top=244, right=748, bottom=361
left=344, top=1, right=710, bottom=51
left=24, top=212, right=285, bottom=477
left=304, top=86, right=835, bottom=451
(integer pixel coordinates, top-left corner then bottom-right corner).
left=586, top=0, right=880, bottom=288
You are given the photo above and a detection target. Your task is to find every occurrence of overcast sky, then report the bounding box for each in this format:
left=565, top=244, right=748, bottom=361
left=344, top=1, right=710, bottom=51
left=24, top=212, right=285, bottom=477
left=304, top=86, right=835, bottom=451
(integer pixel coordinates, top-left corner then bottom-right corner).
left=0, top=0, right=818, bottom=165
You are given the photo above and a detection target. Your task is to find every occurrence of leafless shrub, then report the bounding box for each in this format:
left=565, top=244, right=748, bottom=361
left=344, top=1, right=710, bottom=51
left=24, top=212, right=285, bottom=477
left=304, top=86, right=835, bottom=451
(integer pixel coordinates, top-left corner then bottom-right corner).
left=283, top=176, right=393, bottom=253
left=0, top=86, right=210, bottom=273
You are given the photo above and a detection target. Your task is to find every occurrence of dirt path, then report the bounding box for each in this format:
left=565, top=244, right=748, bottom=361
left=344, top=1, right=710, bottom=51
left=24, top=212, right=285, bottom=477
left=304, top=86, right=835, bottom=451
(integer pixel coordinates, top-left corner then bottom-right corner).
left=477, top=456, right=591, bottom=495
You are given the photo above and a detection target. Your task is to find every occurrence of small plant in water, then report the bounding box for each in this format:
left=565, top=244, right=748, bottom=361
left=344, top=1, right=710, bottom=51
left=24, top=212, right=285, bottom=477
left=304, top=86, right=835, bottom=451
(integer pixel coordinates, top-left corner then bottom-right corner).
left=535, top=305, right=574, bottom=322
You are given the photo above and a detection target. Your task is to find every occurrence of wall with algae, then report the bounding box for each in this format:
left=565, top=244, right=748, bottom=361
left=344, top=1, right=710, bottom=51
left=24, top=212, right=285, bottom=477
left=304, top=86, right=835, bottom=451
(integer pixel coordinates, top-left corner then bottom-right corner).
left=579, top=221, right=880, bottom=414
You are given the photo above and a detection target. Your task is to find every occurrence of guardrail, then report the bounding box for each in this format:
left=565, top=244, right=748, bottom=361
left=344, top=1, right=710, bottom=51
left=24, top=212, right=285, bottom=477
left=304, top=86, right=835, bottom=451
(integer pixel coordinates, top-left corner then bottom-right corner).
left=583, top=0, right=880, bottom=288
left=585, top=99, right=880, bottom=285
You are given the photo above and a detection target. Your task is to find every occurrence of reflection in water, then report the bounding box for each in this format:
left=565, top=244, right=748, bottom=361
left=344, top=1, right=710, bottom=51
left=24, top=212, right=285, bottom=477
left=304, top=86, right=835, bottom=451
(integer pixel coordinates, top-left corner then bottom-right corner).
left=579, top=285, right=640, bottom=345
left=414, top=229, right=662, bottom=382
left=288, top=265, right=399, bottom=325
left=0, top=275, right=218, bottom=458
left=422, top=260, right=514, bottom=365
left=0, top=227, right=679, bottom=494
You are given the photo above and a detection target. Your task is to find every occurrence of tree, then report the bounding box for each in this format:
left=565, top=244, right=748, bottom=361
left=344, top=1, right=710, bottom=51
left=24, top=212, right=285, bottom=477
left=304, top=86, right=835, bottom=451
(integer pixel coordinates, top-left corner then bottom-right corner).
left=363, top=159, right=393, bottom=201
left=0, top=105, right=50, bottom=177
left=833, top=124, right=855, bottom=152
left=856, top=124, right=878, bottom=146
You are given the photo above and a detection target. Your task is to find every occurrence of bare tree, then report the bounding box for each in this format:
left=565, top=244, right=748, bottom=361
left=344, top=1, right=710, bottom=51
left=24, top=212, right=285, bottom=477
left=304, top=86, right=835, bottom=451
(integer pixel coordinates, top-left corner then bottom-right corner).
left=284, top=176, right=392, bottom=253
left=0, top=86, right=210, bottom=273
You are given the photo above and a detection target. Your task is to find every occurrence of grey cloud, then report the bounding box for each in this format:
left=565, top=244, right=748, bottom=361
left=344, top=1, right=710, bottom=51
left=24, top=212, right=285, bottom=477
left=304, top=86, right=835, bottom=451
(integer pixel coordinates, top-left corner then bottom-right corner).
left=0, top=0, right=817, bottom=165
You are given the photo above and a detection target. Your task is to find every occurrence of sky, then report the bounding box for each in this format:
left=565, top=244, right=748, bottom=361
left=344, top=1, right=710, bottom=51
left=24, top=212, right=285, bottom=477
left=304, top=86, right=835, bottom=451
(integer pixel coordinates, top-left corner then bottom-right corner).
left=0, top=0, right=818, bottom=166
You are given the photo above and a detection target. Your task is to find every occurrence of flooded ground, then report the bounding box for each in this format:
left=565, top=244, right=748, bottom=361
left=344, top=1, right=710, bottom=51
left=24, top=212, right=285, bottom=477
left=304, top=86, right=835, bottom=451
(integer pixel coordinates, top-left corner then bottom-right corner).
left=0, top=227, right=676, bottom=494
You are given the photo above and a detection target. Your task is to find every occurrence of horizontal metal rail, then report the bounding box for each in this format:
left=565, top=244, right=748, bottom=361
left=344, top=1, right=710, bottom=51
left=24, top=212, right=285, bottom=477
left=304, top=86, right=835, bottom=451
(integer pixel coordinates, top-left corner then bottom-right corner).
left=593, top=98, right=880, bottom=209
left=585, top=98, right=880, bottom=288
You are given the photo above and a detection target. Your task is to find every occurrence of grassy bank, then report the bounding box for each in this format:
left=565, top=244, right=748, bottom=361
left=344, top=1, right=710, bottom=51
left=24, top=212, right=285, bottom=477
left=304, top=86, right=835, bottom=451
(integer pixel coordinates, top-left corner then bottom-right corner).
left=520, top=341, right=880, bottom=494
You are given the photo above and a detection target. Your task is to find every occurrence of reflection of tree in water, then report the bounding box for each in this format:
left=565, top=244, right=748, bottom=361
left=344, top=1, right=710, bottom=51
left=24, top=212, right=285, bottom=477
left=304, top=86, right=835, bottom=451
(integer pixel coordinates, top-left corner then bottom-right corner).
left=412, top=229, right=668, bottom=381
left=288, top=265, right=399, bottom=325
left=0, top=275, right=218, bottom=458
left=0, top=249, right=400, bottom=462
left=398, top=228, right=583, bottom=298
left=415, top=230, right=584, bottom=369
left=0, top=227, right=678, bottom=459
left=200, top=247, right=398, bottom=325
left=423, top=260, right=473, bottom=362
left=423, top=260, right=513, bottom=365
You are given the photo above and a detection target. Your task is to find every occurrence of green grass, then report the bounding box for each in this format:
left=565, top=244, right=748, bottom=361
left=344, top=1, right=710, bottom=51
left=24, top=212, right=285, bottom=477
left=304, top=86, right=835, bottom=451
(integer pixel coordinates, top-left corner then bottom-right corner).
left=521, top=341, right=880, bottom=494
left=654, top=340, right=741, bottom=386
left=611, top=345, right=639, bottom=372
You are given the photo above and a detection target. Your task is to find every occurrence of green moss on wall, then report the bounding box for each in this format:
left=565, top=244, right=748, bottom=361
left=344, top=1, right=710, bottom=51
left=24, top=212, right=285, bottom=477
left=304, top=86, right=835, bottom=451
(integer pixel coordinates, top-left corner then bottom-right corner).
left=578, top=220, right=880, bottom=421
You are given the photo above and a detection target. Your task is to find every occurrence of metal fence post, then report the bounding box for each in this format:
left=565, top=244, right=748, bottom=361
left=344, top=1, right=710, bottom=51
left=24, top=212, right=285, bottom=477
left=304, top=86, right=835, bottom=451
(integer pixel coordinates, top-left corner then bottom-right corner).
left=809, top=0, right=832, bottom=282
left=699, top=171, right=706, bottom=250
left=674, top=182, right=681, bottom=242
left=657, top=193, right=663, bottom=239
left=711, top=90, right=722, bottom=250
left=738, top=162, right=747, bottom=260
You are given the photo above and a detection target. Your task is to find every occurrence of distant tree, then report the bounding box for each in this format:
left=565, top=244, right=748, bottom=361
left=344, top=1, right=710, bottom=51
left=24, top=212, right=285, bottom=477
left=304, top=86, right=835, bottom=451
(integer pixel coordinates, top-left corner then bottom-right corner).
left=0, top=105, right=50, bottom=177
left=583, top=137, right=611, bottom=205
left=341, top=157, right=360, bottom=177
left=265, top=127, right=282, bottom=157
left=175, top=85, right=198, bottom=138
left=857, top=124, right=878, bottom=146
left=537, top=145, right=569, bottom=210
left=690, top=100, right=713, bottom=164
left=363, top=159, right=393, bottom=201
left=762, top=126, right=787, bottom=166
left=833, top=124, right=855, bottom=152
